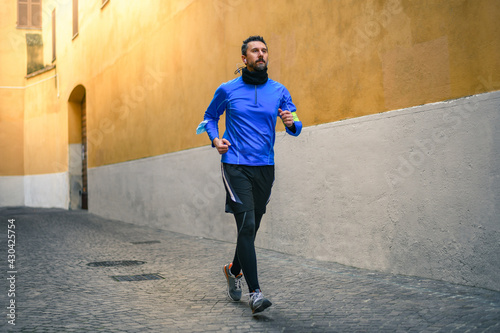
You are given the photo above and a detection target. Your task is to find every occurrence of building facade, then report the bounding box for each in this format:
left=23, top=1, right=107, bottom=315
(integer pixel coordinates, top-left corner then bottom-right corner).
left=1, top=0, right=499, bottom=290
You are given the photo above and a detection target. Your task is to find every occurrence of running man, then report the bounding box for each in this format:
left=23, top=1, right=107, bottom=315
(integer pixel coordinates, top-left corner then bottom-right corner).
left=198, top=35, right=302, bottom=314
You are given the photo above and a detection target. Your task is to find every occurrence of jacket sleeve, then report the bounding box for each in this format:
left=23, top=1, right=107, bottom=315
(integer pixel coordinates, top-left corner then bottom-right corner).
left=280, top=87, right=302, bottom=137
left=203, top=85, right=228, bottom=144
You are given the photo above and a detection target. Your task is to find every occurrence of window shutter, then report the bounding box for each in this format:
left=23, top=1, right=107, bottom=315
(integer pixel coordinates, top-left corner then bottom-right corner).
left=31, top=0, right=41, bottom=28
left=73, top=0, right=78, bottom=37
left=18, top=0, right=29, bottom=27
left=52, top=9, right=56, bottom=61
left=18, top=0, right=41, bottom=28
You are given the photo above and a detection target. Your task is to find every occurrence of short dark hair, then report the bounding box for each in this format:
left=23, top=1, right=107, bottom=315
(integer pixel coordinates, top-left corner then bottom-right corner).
left=241, top=36, right=267, bottom=56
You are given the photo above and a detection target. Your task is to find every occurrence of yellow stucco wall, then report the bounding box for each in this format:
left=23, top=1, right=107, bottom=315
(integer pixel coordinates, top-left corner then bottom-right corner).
left=0, top=0, right=27, bottom=176
left=1, top=0, right=499, bottom=175
left=23, top=68, right=66, bottom=175
left=0, top=88, right=24, bottom=176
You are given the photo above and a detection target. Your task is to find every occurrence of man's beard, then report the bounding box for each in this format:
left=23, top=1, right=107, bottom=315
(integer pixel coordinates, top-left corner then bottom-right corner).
left=249, top=60, right=267, bottom=71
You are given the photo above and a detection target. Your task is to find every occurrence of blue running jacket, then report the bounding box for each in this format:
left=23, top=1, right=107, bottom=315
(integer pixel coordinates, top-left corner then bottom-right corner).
left=203, top=76, right=302, bottom=166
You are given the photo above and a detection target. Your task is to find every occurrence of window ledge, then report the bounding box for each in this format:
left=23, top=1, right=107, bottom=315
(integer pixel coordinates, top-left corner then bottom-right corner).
left=25, top=64, right=56, bottom=79
left=16, top=26, right=42, bottom=31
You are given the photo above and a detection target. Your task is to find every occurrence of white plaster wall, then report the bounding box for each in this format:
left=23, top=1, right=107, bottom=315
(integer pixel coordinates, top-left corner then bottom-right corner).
left=0, top=176, right=25, bottom=206
left=24, top=172, right=69, bottom=209
left=89, top=148, right=236, bottom=240
left=89, top=91, right=500, bottom=291
left=265, top=91, right=500, bottom=291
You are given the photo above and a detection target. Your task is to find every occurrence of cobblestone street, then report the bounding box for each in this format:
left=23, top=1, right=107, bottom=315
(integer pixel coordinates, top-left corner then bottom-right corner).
left=1, top=207, right=499, bottom=332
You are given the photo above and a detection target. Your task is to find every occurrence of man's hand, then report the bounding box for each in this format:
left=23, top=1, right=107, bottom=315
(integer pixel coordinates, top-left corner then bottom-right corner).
left=213, top=137, right=231, bottom=154
left=279, top=108, right=294, bottom=128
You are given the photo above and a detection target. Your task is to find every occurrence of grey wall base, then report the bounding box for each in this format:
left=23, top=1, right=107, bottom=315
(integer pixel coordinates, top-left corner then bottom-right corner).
left=89, top=91, right=500, bottom=291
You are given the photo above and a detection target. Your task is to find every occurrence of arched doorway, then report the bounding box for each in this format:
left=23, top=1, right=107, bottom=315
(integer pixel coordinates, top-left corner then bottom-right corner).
left=68, top=85, right=88, bottom=210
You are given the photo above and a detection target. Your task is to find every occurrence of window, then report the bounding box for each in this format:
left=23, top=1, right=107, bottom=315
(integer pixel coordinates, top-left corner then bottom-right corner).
left=73, top=0, right=78, bottom=38
left=52, top=9, right=56, bottom=61
left=17, top=0, right=42, bottom=29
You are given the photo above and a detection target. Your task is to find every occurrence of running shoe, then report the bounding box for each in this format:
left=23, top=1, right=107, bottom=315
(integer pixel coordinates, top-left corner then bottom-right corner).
left=248, top=289, right=272, bottom=314
left=223, top=263, right=242, bottom=301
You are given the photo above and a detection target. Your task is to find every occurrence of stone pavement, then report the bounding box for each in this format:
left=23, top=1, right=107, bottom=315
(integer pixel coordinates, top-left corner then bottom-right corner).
left=0, top=207, right=499, bottom=332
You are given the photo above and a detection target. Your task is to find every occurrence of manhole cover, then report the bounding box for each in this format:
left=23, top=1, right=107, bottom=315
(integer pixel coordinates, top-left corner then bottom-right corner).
left=131, top=240, right=161, bottom=245
left=111, top=273, right=165, bottom=282
left=87, top=260, right=146, bottom=267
